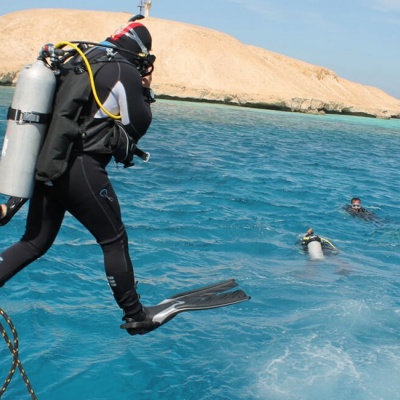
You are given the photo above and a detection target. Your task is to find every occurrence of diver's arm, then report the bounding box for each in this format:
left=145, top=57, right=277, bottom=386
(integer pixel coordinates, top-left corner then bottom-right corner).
left=0, top=197, right=28, bottom=226
left=93, top=61, right=153, bottom=141
left=118, top=63, right=153, bottom=141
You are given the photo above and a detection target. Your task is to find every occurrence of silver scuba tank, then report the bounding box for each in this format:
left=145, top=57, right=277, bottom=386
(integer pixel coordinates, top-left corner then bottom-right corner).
left=307, top=240, right=325, bottom=260
left=0, top=58, right=57, bottom=198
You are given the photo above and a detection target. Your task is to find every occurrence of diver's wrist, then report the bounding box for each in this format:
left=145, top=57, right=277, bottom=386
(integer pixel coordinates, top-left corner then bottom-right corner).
left=143, top=87, right=156, bottom=103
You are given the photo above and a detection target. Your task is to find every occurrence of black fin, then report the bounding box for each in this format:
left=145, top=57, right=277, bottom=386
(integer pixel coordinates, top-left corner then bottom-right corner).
left=121, top=280, right=250, bottom=336
left=129, top=14, right=145, bottom=22
left=168, top=279, right=238, bottom=300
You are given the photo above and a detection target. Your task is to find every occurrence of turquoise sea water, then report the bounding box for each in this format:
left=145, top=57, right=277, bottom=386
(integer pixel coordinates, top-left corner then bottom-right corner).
left=0, top=86, right=400, bottom=400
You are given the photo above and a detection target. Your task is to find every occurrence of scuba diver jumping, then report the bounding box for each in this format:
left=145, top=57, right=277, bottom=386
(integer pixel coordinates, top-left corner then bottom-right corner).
left=0, top=15, right=250, bottom=336
left=0, top=15, right=157, bottom=333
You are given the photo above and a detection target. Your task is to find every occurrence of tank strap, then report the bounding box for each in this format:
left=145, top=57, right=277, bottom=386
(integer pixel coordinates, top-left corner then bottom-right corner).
left=302, top=234, right=322, bottom=246
left=7, top=107, right=52, bottom=124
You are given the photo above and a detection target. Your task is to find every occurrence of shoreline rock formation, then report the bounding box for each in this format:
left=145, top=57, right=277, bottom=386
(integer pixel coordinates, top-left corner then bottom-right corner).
left=1, top=9, right=399, bottom=119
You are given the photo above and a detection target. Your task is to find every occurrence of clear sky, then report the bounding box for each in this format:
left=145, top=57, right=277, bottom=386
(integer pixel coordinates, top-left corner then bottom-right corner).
left=2, top=0, right=400, bottom=99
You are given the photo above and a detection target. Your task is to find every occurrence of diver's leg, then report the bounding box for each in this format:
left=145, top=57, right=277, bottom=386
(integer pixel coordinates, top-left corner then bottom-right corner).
left=65, top=154, right=145, bottom=321
left=0, top=184, right=65, bottom=286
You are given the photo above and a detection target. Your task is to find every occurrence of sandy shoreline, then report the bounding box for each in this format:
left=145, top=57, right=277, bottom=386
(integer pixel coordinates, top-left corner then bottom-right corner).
left=1, top=9, right=399, bottom=119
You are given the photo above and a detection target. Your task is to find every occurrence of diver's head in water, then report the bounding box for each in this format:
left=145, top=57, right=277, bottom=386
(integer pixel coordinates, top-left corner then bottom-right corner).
left=345, top=197, right=376, bottom=220
left=350, top=197, right=362, bottom=212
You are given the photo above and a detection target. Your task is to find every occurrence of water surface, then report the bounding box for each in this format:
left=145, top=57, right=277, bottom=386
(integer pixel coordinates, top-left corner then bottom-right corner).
left=1, top=89, right=400, bottom=399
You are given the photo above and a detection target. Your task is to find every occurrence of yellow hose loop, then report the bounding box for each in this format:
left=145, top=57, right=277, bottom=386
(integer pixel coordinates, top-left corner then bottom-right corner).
left=55, top=41, right=121, bottom=120
left=321, top=238, right=338, bottom=251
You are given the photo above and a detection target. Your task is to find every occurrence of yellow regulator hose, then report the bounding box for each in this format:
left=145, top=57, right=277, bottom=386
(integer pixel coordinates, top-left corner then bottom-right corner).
left=55, top=41, right=121, bottom=120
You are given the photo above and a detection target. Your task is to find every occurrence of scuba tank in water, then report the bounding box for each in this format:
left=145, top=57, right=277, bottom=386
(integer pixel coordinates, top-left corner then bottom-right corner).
left=307, top=240, right=325, bottom=260
left=301, top=228, right=325, bottom=260
left=0, top=47, right=59, bottom=198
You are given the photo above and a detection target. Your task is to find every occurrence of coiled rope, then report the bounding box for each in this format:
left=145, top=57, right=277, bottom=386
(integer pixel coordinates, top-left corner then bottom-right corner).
left=0, top=308, right=37, bottom=399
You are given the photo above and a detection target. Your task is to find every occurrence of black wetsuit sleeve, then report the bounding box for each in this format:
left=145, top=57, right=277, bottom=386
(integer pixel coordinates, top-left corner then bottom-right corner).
left=118, top=64, right=153, bottom=140
left=95, top=61, right=152, bottom=143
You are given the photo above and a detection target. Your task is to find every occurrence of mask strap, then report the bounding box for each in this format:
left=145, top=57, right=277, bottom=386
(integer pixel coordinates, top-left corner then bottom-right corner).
left=126, top=29, right=149, bottom=55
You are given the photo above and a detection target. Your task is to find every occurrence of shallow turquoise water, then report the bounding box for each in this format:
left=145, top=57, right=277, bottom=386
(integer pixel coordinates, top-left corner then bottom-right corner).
left=0, top=88, right=400, bottom=400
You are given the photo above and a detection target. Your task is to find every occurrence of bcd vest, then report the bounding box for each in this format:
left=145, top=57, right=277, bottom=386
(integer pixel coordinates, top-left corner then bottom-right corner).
left=35, top=52, right=132, bottom=182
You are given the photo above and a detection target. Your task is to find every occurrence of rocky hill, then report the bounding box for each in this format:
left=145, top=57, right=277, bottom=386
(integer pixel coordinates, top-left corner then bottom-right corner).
left=1, top=9, right=400, bottom=119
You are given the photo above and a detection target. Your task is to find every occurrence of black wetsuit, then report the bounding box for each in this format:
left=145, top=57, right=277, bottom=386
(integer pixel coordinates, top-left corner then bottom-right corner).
left=0, top=46, right=152, bottom=319
left=344, top=205, right=376, bottom=221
